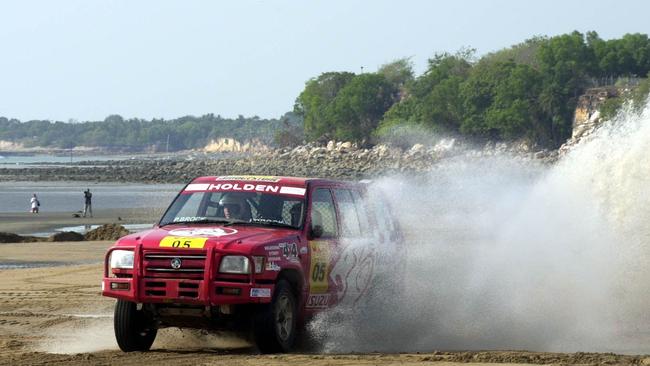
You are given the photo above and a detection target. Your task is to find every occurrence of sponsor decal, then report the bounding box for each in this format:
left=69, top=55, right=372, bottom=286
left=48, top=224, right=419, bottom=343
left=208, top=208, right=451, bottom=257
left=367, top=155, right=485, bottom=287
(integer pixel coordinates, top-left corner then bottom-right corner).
left=184, top=183, right=210, bottom=191
left=306, top=294, right=330, bottom=309
left=264, top=245, right=280, bottom=251
left=159, top=237, right=207, bottom=249
left=267, top=256, right=281, bottom=262
left=183, top=182, right=305, bottom=196
left=173, top=216, right=207, bottom=222
left=267, top=250, right=280, bottom=256
left=250, top=288, right=272, bottom=298
left=265, top=262, right=281, bottom=272
left=300, top=246, right=308, bottom=255
left=168, top=228, right=238, bottom=237
left=279, top=186, right=307, bottom=196
left=216, top=175, right=281, bottom=182
left=279, top=242, right=298, bottom=259
left=330, top=240, right=376, bottom=307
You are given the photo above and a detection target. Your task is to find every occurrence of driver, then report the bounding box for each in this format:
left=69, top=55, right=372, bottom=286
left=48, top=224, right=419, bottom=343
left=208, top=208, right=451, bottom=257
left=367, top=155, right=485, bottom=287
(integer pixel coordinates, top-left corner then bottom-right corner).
left=218, top=193, right=252, bottom=221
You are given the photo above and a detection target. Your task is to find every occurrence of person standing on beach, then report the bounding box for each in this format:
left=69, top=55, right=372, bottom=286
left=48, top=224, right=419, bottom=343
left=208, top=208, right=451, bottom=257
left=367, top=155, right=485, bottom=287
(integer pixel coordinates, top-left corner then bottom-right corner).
left=83, top=189, right=93, bottom=218
left=30, top=194, right=40, bottom=213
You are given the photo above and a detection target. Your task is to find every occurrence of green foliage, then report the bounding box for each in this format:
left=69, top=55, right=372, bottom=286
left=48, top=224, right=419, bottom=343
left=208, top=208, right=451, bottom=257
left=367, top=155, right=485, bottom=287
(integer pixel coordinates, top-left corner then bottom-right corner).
left=534, top=32, right=594, bottom=144
left=631, top=73, right=650, bottom=110
left=377, top=57, right=415, bottom=90
left=588, top=32, right=650, bottom=77
left=0, top=113, right=297, bottom=151
left=295, top=32, right=648, bottom=148
left=273, top=113, right=305, bottom=148
left=329, top=74, right=397, bottom=142
left=599, top=97, right=625, bottom=121
left=460, top=60, right=543, bottom=140
left=294, top=72, right=355, bottom=141
left=600, top=72, right=650, bottom=120
left=294, top=72, right=396, bottom=143
left=482, top=36, right=546, bottom=69
left=379, top=52, right=472, bottom=134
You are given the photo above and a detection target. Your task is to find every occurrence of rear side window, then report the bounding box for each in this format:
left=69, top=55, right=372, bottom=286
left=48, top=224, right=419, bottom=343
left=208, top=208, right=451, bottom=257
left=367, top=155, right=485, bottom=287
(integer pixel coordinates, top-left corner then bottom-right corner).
left=350, top=190, right=371, bottom=235
left=372, top=197, right=395, bottom=233
left=333, top=189, right=361, bottom=237
left=310, top=188, right=338, bottom=238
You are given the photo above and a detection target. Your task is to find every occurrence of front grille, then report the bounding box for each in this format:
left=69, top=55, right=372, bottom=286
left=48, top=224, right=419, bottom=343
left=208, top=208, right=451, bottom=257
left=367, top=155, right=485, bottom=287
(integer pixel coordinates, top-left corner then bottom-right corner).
left=143, top=252, right=206, bottom=279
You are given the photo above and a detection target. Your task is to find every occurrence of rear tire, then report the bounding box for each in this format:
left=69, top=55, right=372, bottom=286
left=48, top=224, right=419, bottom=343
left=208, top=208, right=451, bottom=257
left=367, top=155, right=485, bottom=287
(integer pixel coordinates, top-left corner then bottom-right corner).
left=253, top=280, right=297, bottom=353
left=114, top=300, right=157, bottom=352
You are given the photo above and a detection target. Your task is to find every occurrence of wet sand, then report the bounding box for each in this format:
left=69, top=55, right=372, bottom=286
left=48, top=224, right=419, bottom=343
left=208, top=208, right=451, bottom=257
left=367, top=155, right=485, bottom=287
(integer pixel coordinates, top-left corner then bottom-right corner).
left=0, top=207, right=163, bottom=236
left=0, top=241, right=647, bottom=365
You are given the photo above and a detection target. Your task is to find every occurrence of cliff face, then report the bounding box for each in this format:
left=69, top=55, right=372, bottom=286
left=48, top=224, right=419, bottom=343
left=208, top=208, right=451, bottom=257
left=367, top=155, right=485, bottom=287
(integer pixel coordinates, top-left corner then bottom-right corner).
left=571, top=87, right=620, bottom=140
left=559, top=86, right=622, bottom=153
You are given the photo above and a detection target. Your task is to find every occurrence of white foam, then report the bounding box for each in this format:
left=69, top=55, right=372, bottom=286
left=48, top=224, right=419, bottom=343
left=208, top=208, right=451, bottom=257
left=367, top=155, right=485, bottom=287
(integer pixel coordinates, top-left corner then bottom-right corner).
left=309, top=99, right=650, bottom=354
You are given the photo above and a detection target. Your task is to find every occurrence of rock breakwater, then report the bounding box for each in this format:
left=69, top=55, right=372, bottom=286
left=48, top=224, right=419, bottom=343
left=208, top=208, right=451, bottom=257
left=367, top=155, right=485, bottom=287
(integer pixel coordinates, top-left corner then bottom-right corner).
left=0, top=140, right=555, bottom=183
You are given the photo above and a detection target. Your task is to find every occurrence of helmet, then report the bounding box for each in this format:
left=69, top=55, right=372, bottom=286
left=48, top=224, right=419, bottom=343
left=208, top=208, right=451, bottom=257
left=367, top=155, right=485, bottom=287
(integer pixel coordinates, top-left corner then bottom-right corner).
left=218, top=193, right=251, bottom=220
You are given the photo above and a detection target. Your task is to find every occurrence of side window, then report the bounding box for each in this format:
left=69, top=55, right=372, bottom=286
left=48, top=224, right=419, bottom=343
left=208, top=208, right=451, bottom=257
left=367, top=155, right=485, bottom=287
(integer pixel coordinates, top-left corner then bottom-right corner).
left=350, top=190, right=370, bottom=236
left=282, top=200, right=303, bottom=227
left=310, top=188, right=338, bottom=238
left=176, top=192, right=205, bottom=218
left=204, top=192, right=222, bottom=217
left=373, top=198, right=395, bottom=233
left=333, top=189, right=361, bottom=237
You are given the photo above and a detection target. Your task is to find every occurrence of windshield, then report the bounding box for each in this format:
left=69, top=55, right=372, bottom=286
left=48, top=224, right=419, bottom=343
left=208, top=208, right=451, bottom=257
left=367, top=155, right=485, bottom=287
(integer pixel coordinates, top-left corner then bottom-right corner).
left=160, top=190, right=305, bottom=229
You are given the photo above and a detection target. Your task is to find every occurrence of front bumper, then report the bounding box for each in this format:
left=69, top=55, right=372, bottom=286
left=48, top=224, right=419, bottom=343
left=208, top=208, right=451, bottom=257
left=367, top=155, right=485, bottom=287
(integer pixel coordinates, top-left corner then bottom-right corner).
left=102, top=245, right=274, bottom=305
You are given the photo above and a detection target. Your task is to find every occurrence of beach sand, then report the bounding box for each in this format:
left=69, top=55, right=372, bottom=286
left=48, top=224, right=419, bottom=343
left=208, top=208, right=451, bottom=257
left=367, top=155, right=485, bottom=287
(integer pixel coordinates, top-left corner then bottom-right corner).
left=0, top=207, right=164, bottom=236
left=0, top=240, right=647, bottom=365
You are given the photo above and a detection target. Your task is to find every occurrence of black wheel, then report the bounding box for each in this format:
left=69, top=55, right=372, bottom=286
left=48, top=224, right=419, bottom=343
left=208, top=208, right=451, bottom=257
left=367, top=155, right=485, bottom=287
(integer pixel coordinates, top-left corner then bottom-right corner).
left=114, top=300, right=157, bottom=352
left=253, top=280, right=297, bottom=353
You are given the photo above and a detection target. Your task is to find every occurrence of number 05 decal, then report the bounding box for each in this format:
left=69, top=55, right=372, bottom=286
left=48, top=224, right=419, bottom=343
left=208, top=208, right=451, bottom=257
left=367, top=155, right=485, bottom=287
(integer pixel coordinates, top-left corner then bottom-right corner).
left=159, top=236, right=207, bottom=249
left=309, top=241, right=331, bottom=294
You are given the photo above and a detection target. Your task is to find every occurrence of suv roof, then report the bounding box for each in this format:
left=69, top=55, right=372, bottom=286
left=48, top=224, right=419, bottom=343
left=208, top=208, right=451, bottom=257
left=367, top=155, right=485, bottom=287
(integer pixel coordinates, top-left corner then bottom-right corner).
left=191, top=175, right=360, bottom=188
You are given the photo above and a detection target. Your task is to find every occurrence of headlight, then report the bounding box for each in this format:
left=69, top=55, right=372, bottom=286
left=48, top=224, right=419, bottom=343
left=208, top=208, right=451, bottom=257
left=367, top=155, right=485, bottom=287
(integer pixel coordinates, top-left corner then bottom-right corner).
left=110, top=250, right=134, bottom=269
left=219, top=256, right=250, bottom=274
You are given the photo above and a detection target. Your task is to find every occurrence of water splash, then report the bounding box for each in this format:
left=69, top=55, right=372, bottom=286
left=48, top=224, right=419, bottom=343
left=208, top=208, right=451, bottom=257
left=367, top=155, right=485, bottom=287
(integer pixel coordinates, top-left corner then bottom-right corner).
left=310, top=100, right=650, bottom=354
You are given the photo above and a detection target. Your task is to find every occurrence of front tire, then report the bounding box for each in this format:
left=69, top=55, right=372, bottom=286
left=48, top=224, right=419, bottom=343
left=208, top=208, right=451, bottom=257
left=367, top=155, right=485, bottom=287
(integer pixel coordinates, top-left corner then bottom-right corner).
left=253, top=280, right=297, bottom=353
left=114, top=300, right=157, bottom=352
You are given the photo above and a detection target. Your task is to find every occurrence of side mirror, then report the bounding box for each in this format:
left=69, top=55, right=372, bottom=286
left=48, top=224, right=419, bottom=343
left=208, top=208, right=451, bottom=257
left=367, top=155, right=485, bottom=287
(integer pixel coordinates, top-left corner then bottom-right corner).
left=310, top=225, right=324, bottom=239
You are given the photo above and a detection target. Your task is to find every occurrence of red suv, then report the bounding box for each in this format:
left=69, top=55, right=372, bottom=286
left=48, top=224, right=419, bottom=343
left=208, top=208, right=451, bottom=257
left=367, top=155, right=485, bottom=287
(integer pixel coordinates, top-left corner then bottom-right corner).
left=102, top=175, right=403, bottom=353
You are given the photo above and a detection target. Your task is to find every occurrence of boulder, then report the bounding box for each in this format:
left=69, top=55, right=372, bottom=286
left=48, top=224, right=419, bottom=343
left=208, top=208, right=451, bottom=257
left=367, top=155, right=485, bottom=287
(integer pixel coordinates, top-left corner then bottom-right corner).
left=49, top=231, right=84, bottom=242
left=0, top=232, right=25, bottom=243
left=84, top=224, right=130, bottom=241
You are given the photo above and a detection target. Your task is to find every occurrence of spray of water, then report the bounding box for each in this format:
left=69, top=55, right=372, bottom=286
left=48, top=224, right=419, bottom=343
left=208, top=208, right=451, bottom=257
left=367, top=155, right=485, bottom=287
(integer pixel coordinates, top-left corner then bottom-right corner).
left=309, top=101, right=650, bottom=354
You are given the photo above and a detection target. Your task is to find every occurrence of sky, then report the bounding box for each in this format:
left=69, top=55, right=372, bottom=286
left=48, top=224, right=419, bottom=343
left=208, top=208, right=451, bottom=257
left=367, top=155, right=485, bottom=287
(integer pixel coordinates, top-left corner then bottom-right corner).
left=1, top=0, right=649, bottom=122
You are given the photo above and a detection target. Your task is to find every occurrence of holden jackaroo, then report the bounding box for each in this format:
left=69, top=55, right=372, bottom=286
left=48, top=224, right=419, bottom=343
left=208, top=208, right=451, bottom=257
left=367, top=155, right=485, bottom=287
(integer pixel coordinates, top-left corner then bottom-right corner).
left=102, top=175, right=403, bottom=353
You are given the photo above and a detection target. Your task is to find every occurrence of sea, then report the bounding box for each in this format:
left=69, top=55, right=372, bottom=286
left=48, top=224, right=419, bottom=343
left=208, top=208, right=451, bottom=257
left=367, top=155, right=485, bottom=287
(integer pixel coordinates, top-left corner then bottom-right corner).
left=0, top=153, right=141, bottom=168
left=0, top=181, right=181, bottom=213
left=0, top=153, right=182, bottom=212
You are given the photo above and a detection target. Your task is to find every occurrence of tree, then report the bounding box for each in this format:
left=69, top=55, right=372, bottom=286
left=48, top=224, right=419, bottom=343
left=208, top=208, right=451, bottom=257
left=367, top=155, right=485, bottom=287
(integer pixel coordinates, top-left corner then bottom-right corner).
left=460, top=60, right=544, bottom=140
left=377, top=57, right=415, bottom=92
left=379, top=51, right=472, bottom=134
left=536, top=31, right=595, bottom=144
left=329, top=73, right=397, bottom=142
left=294, top=72, right=355, bottom=141
left=589, top=32, right=650, bottom=77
